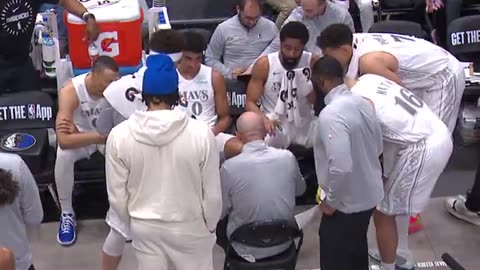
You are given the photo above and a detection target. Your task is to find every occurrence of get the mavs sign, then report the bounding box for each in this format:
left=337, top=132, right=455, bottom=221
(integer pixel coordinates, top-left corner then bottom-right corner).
left=0, top=133, right=36, bottom=152
left=0, top=104, right=53, bottom=121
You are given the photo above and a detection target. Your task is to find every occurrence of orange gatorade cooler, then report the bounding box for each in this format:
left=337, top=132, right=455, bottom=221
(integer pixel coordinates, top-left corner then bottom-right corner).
left=65, top=0, right=143, bottom=70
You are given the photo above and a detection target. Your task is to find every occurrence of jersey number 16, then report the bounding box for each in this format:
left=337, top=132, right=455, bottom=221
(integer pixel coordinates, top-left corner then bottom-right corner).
left=394, top=88, right=423, bottom=116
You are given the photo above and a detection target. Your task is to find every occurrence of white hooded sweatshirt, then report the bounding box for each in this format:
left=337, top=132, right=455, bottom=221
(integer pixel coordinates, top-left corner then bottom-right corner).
left=105, top=109, right=222, bottom=234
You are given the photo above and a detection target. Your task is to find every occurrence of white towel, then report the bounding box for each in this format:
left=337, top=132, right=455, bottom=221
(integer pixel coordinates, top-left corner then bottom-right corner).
left=274, top=67, right=312, bottom=127
left=103, top=70, right=146, bottom=119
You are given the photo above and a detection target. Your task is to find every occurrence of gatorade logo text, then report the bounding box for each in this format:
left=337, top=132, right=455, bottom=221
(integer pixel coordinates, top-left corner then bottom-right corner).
left=96, top=32, right=120, bottom=57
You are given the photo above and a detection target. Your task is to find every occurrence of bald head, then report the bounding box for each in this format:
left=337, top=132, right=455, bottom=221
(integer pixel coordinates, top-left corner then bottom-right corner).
left=236, top=112, right=266, bottom=143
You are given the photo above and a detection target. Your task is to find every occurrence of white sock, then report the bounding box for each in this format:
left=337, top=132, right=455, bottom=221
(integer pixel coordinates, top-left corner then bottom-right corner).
left=396, top=215, right=410, bottom=253
left=382, top=262, right=395, bottom=270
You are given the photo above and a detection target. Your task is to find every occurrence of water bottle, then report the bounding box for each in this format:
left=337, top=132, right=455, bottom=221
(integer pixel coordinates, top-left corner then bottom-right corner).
left=88, top=42, right=100, bottom=67
left=33, top=17, right=46, bottom=45
left=152, top=0, right=165, bottom=7
left=42, top=32, right=56, bottom=78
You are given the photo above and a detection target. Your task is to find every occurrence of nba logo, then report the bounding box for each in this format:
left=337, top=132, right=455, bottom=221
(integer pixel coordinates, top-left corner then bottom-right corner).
left=27, top=104, right=35, bottom=120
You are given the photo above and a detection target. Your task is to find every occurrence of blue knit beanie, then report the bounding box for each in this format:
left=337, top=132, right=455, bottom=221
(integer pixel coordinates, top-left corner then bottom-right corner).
left=143, top=54, right=179, bottom=95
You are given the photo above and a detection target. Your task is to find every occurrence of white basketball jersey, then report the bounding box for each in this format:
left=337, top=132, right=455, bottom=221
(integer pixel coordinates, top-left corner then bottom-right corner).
left=177, top=65, right=217, bottom=127
left=347, top=33, right=452, bottom=84
left=71, top=73, right=105, bottom=132
left=351, top=74, right=445, bottom=144
left=263, top=51, right=313, bottom=114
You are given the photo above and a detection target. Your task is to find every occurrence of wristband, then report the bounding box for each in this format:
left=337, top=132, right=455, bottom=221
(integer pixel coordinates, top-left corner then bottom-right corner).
left=81, top=12, right=95, bottom=21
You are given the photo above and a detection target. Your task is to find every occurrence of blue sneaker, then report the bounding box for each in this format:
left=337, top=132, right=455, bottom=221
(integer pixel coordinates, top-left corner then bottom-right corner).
left=57, top=213, right=77, bottom=246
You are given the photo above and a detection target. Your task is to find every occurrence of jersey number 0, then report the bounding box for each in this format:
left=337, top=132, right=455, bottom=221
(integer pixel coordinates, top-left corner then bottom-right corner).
left=394, top=88, right=424, bottom=116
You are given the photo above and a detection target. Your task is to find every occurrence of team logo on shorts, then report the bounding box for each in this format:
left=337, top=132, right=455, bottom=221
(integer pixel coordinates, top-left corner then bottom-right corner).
left=0, top=132, right=36, bottom=152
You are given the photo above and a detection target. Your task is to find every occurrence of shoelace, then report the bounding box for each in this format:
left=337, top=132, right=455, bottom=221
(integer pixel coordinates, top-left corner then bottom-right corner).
left=61, top=216, right=75, bottom=234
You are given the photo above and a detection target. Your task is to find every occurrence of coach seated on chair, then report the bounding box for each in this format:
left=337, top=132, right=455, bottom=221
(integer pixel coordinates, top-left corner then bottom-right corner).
left=54, top=56, right=119, bottom=247
left=205, top=0, right=278, bottom=80
left=217, top=111, right=306, bottom=261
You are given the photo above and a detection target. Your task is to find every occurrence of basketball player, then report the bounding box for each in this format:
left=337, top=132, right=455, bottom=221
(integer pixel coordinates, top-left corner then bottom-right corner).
left=96, top=30, right=186, bottom=270
left=349, top=72, right=453, bottom=270
left=246, top=21, right=319, bottom=149
left=106, top=54, right=221, bottom=270
left=97, top=29, right=186, bottom=133
left=317, top=23, right=464, bottom=233
left=317, top=23, right=465, bottom=134
left=55, top=56, right=119, bottom=247
left=176, top=31, right=243, bottom=158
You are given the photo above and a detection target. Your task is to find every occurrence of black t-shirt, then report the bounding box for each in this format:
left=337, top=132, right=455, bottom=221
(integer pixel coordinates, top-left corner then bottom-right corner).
left=0, top=0, right=58, bottom=63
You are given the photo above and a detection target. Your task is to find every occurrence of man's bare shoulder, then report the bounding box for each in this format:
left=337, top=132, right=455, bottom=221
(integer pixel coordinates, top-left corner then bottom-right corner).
left=253, top=56, right=270, bottom=73
left=58, top=80, right=79, bottom=108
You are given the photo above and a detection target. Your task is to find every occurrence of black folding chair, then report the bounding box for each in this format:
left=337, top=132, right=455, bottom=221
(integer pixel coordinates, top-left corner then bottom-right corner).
left=0, top=91, right=58, bottom=207
left=376, top=0, right=415, bottom=21
left=447, top=15, right=480, bottom=99
left=447, top=15, right=480, bottom=62
left=369, top=19, right=429, bottom=40
left=223, top=219, right=303, bottom=270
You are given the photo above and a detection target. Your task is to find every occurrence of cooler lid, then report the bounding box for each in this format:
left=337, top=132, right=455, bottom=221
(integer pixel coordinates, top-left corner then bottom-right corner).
left=67, top=0, right=141, bottom=24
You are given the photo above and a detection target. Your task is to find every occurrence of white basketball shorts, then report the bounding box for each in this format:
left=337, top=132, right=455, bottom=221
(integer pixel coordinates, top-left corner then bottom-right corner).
left=379, top=125, right=453, bottom=215
left=265, top=117, right=317, bottom=149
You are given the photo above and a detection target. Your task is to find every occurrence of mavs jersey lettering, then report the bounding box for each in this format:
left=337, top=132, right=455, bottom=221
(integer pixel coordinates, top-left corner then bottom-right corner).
left=71, top=73, right=105, bottom=132
left=177, top=65, right=217, bottom=127
left=351, top=74, right=444, bottom=144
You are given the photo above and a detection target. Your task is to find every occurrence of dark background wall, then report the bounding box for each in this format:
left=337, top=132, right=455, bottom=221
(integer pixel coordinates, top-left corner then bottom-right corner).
left=146, top=0, right=238, bottom=20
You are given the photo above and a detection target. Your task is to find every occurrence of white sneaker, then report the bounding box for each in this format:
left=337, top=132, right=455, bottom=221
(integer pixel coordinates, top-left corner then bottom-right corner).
left=368, top=248, right=415, bottom=270
left=445, top=195, right=480, bottom=226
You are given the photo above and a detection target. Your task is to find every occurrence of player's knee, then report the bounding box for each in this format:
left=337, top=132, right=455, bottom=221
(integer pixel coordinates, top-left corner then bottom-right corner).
left=224, top=137, right=243, bottom=159
left=374, top=208, right=396, bottom=222
left=0, top=247, right=15, bottom=270
left=102, top=229, right=126, bottom=257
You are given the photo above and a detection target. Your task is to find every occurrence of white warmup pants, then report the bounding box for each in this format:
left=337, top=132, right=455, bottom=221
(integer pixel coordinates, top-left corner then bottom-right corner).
left=54, top=144, right=104, bottom=213
left=131, top=219, right=216, bottom=270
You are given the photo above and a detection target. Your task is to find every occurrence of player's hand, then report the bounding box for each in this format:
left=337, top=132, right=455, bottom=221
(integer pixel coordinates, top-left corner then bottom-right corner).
left=319, top=201, right=336, bottom=216
left=426, top=0, right=443, bottom=13
left=57, top=119, right=79, bottom=134
left=264, top=118, right=278, bottom=135
left=211, top=126, right=220, bottom=136
left=97, top=134, right=108, bottom=144
left=232, top=68, right=247, bottom=79
left=84, top=18, right=99, bottom=42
